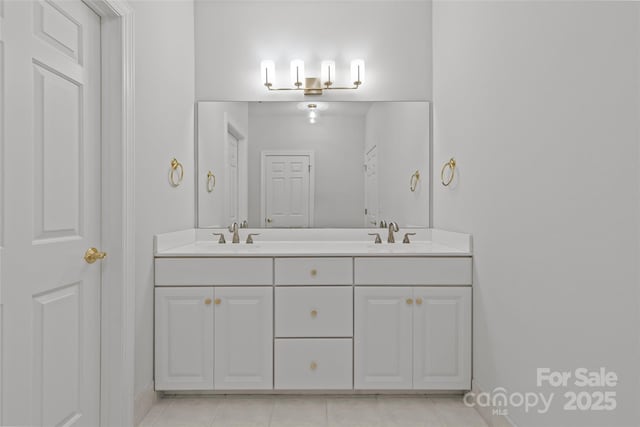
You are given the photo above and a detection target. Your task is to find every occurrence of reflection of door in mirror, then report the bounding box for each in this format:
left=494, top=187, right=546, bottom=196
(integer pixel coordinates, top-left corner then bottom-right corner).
left=364, top=146, right=379, bottom=227
left=261, top=152, right=314, bottom=228
left=226, top=130, right=239, bottom=223
left=196, top=102, right=248, bottom=228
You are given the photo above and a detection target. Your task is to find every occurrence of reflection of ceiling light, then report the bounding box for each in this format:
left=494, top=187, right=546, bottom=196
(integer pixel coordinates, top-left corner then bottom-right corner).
left=305, top=103, right=319, bottom=124
left=261, top=59, right=365, bottom=95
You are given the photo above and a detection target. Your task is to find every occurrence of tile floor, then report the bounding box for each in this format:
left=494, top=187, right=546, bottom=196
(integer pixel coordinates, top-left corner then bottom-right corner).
left=139, top=395, right=489, bottom=427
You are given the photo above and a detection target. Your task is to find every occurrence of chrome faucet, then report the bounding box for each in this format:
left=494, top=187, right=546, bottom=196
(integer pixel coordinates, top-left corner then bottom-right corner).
left=228, top=222, right=240, bottom=243
left=387, top=222, right=399, bottom=243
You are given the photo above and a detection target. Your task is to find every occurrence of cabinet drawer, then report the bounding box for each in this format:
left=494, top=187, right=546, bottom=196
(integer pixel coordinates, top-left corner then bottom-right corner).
left=275, top=287, right=353, bottom=337
left=354, top=257, right=472, bottom=285
left=155, top=258, right=273, bottom=286
left=275, top=258, right=352, bottom=285
left=275, top=339, right=353, bottom=390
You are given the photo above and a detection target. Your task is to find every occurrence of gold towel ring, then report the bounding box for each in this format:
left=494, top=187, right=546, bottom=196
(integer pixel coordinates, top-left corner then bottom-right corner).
left=410, top=170, right=420, bottom=192
left=169, top=158, right=184, bottom=187
left=206, top=171, right=216, bottom=192
left=441, top=158, right=456, bottom=186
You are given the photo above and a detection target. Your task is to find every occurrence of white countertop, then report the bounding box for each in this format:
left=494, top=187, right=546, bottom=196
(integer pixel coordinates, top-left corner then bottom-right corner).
left=154, top=228, right=472, bottom=258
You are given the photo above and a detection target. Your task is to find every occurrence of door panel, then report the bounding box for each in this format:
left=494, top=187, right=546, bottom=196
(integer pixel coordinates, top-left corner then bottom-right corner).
left=413, top=287, right=471, bottom=390
left=264, top=154, right=310, bottom=227
left=364, top=146, right=378, bottom=227
left=155, top=288, right=214, bottom=390
left=2, top=1, right=101, bottom=425
left=214, top=287, right=273, bottom=389
left=354, top=287, right=413, bottom=389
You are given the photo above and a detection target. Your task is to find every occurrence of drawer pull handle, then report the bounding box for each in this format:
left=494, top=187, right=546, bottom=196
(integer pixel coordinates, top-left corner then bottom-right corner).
left=204, top=298, right=212, bottom=305
left=406, top=298, right=414, bottom=305
left=416, top=297, right=423, bottom=305
left=214, top=298, right=221, bottom=305
left=310, top=309, right=318, bottom=318
left=310, top=269, right=317, bottom=277
left=310, top=361, right=317, bottom=370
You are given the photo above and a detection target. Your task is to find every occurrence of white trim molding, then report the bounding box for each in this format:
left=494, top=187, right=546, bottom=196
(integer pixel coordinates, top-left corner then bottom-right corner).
left=85, top=1, right=136, bottom=426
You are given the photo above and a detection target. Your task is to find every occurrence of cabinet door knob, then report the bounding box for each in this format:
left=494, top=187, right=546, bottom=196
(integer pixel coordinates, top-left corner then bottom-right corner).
left=204, top=298, right=212, bottom=305
left=310, top=309, right=318, bottom=318
left=310, top=361, right=317, bottom=370
left=214, top=298, right=221, bottom=305
left=416, top=297, right=423, bottom=305
left=310, top=269, right=317, bottom=277
left=406, top=298, right=414, bottom=305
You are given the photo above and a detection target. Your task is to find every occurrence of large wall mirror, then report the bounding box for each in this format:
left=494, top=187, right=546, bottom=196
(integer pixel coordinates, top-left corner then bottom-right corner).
left=196, top=101, right=430, bottom=228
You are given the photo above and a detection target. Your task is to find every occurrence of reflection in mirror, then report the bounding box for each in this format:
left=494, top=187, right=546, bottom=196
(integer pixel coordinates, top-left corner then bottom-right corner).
left=196, top=101, right=430, bottom=229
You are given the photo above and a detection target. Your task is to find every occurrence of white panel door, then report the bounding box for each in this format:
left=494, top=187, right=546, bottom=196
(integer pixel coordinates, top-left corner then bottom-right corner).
left=264, top=154, right=310, bottom=228
left=364, top=146, right=379, bottom=227
left=214, top=287, right=273, bottom=389
left=2, top=1, right=101, bottom=425
left=155, top=287, right=214, bottom=390
left=354, top=287, right=413, bottom=389
left=413, top=287, right=471, bottom=390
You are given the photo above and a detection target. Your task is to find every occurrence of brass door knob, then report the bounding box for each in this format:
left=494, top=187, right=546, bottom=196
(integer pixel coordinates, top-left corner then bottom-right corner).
left=214, top=298, right=221, bottom=305
left=84, top=247, right=107, bottom=264
left=406, top=298, right=414, bottom=305
left=416, top=298, right=423, bottom=305
left=310, top=269, right=317, bottom=277
left=310, top=309, right=318, bottom=318
left=310, top=361, right=317, bottom=370
left=204, top=298, right=212, bottom=305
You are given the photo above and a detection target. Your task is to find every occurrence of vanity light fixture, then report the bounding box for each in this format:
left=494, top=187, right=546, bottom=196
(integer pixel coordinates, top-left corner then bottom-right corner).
left=261, top=59, right=365, bottom=95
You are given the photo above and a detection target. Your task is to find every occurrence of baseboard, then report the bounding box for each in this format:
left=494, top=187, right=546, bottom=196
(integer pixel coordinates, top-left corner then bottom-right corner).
left=134, top=382, right=158, bottom=427
left=470, top=380, right=518, bottom=427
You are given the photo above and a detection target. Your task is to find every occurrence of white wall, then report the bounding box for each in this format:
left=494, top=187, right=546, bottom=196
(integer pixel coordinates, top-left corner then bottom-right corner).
left=248, top=108, right=365, bottom=227
left=194, top=0, right=432, bottom=101
left=433, top=2, right=640, bottom=426
left=365, top=102, right=430, bottom=227
left=197, top=102, right=249, bottom=227
left=131, top=0, right=195, bottom=411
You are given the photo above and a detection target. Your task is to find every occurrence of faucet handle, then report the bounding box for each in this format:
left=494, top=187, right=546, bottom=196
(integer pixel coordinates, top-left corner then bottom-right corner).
left=212, top=233, right=226, bottom=244
left=402, top=233, right=416, bottom=244
left=246, top=233, right=260, bottom=244
left=368, top=233, right=382, bottom=244
left=379, top=220, right=387, bottom=228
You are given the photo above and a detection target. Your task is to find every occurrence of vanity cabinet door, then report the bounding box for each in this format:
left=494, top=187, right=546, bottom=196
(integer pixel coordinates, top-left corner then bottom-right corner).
left=155, top=287, right=214, bottom=390
left=413, top=287, right=471, bottom=390
left=354, top=287, right=413, bottom=389
left=214, top=287, right=273, bottom=389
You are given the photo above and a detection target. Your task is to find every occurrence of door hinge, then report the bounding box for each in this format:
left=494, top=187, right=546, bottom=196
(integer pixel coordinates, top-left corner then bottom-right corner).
left=364, top=164, right=368, bottom=171
left=365, top=208, right=368, bottom=215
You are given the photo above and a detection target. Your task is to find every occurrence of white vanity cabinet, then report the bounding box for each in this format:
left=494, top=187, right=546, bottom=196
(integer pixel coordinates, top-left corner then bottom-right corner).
left=155, top=287, right=214, bottom=390
left=155, top=285, right=273, bottom=391
left=355, top=286, right=471, bottom=390
left=154, top=241, right=473, bottom=393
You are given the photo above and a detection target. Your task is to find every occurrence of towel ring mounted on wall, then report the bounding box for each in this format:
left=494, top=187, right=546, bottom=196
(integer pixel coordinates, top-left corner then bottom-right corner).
left=409, top=170, right=420, bottom=192
left=206, top=171, right=216, bottom=193
left=441, top=158, right=456, bottom=186
left=169, top=158, right=184, bottom=187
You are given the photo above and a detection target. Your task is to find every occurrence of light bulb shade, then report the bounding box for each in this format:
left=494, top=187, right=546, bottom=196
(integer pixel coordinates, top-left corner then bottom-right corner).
left=260, top=60, right=275, bottom=86
left=321, top=60, right=336, bottom=85
left=290, top=60, right=305, bottom=86
left=350, top=59, right=365, bottom=85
